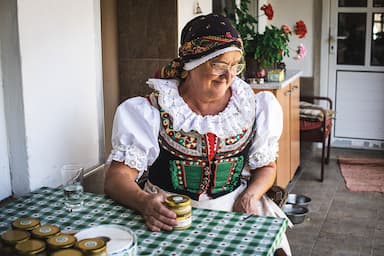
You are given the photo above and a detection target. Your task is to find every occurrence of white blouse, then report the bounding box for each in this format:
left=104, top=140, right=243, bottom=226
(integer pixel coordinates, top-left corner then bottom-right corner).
left=108, top=77, right=283, bottom=177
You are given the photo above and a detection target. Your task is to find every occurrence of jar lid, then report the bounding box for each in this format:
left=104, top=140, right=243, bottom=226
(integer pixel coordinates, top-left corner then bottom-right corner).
left=76, top=238, right=106, bottom=253
left=12, top=217, right=40, bottom=231
left=47, top=234, right=76, bottom=249
left=15, top=239, right=46, bottom=254
left=51, top=248, right=83, bottom=256
left=31, top=224, right=60, bottom=239
left=1, top=229, right=30, bottom=245
left=165, top=194, right=191, bottom=207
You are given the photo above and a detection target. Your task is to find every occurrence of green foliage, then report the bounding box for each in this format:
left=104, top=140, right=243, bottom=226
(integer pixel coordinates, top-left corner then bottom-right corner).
left=253, top=25, right=290, bottom=68
left=225, top=0, right=290, bottom=69
left=225, top=0, right=259, bottom=57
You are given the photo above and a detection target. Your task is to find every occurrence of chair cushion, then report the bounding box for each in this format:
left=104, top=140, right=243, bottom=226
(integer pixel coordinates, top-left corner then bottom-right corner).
left=300, top=119, right=332, bottom=142
left=300, top=101, right=334, bottom=122
left=300, top=118, right=332, bottom=131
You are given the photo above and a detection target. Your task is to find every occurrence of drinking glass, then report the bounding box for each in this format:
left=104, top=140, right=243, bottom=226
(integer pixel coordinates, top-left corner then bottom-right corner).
left=61, top=164, right=84, bottom=212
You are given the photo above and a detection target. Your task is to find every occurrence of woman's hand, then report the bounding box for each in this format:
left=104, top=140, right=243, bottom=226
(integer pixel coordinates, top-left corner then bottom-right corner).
left=105, top=161, right=177, bottom=232
left=139, top=192, right=178, bottom=232
left=233, top=162, right=277, bottom=215
left=232, top=191, right=262, bottom=215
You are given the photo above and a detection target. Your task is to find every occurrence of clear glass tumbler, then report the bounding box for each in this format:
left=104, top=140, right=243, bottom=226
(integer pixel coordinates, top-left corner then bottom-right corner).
left=61, top=164, right=84, bottom=212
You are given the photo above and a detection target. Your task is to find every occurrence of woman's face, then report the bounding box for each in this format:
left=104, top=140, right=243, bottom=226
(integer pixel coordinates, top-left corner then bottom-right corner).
left=186, top=51, right=243, bottom=99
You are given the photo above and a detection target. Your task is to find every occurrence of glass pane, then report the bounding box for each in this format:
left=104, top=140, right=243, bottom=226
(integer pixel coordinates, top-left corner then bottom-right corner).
left=373, top=0, right=384, bottom=7
left=339, top=0, right=367, bottom=7
left=337, top=13, right=366, bottom=65
left=371, top=13, right=384, bottom=66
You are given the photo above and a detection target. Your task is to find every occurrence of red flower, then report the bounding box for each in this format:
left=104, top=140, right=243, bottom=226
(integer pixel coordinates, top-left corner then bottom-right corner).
left=294, top=20, right=307, bottom=39
left=281, top=24, right=291, bottom=35
left=261, top=4, right=274, bottom=20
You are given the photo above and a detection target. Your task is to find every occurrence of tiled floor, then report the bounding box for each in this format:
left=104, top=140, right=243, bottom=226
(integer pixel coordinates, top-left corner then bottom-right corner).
left=287, top=144, right=384, bottom=256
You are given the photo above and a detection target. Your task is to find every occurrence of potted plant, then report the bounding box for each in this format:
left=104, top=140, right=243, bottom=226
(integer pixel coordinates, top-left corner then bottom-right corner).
left=226, top=0, right=307, bottom=80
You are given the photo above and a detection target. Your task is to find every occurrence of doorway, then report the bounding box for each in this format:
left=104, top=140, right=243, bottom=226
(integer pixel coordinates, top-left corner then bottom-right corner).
left=327, top=0, right=384, bottom=149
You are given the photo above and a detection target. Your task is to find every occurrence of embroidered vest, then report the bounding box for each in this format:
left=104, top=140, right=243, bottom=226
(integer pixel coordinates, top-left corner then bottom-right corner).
left=147, top=92, right=256, bottom=200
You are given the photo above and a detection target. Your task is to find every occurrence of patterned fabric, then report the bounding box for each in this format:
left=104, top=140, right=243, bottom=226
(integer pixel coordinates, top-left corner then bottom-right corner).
left=147, top=92, right=256, bottom=200
left=300, top=101, right=335, bottom=121
left=0, top=187, right=288, bottom=256
left=155, top=13, right=243, bottom=79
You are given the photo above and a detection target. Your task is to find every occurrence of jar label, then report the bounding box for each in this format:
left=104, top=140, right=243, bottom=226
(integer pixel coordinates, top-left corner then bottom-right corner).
left=84, top=241, right=97, bottom=247
left=39, top=227, right=52, bottom=233
left=56, top=236, right=69, bottom=243
left=20, top=220, right=32, bottom=225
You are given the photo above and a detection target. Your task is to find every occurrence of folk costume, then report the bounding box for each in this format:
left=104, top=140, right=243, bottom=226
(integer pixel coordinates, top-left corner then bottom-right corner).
left=108, top=13, right=291, bottom=255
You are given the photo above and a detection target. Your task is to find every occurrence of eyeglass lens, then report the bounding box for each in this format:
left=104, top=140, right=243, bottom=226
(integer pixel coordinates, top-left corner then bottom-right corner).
left=211, top=63, right=244, bottom=75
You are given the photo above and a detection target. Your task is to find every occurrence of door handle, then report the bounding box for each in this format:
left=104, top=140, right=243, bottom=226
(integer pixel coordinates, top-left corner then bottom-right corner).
left=284, top=89, right=292, bottom=96
left=337, top=35, right=348, bottom=40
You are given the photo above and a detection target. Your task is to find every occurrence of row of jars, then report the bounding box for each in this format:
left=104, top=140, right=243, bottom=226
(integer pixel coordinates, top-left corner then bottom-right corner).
left=0, top=217, right=107, bottom=255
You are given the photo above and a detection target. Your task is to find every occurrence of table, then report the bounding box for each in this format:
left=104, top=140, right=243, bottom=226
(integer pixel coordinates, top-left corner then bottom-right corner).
left=0, top=187, right=288, bottom=255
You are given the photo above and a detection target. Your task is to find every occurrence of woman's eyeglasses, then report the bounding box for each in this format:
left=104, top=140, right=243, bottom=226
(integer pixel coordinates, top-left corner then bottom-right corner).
left=210, top=62, right=245, bottom=76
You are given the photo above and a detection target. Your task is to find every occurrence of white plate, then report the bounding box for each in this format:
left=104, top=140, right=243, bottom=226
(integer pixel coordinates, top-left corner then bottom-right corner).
left=75, top=224, right=137, bottom=255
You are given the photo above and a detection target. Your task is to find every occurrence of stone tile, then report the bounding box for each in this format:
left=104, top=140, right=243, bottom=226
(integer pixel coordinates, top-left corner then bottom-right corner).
left=320, top=216, right=376, bottom=237
left=312, top=232, right=368, bottom=256
left=288, top=147, right=383, bottom=255
left=289, top=242, right=313, bottom=256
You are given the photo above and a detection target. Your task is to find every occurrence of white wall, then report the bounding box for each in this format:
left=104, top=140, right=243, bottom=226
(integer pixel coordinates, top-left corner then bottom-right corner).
left=177, top=0, right=213, bottom=44
left=269, top=0, right=314, bottom=77
left=0, top=42, right=12, bottom=200
left=0, top=0, right=104, bottom=196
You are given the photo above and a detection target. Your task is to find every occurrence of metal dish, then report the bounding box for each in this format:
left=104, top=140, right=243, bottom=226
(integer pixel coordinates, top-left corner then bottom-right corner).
left=283, top=204, right=308, bottom=224
left=286, top=194, right=312, bottom=206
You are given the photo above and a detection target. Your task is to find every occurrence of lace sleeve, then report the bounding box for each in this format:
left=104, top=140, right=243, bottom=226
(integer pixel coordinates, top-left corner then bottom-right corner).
left=248, top=91, right=283, bottom=169
left=107, top=97, right=160, bottom=177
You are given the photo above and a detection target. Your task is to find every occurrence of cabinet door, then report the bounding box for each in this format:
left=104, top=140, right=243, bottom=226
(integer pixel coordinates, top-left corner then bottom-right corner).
left=275, top=87, right=291, bottom=187
left=290, top=80, right=300, bottom=179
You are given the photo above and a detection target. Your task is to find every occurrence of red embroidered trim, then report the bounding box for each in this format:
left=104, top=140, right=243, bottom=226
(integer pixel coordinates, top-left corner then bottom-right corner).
left=206, top=133, right=217, bottom=161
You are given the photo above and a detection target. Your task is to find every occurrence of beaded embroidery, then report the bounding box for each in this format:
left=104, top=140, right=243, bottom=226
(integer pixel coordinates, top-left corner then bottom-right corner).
left=147, top=91, right=256, bottom=199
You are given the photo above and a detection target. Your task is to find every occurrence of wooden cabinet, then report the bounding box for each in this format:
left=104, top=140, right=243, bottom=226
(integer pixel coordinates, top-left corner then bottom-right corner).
left=252, top=76, right=301, bottom=188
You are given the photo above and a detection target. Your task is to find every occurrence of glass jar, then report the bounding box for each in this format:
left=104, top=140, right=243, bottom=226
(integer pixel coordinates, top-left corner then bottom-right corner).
left=0, top=229, right=31, bottom=255
left=31, top=224, right=60, bottom=240
left=47, top=234, right=77, bottom=251
left=50, top=248, right=83, bottom=256
left=164, top=194, right=192, bottom=230
left=12, top=218, right=41, bottom=231
left=1, top=229, right=31, bottom=246
left=15, top=239, right=46, bottom=256
left=76, top=238, right=107, bottom=256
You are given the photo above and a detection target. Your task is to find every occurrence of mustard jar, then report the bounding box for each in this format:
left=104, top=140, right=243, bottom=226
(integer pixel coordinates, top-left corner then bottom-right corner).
left=164, top=194, right=192, bottom=230
left=1, top=229, right=31, bottom=255
left=31, top=224, right=60, bottom=240
left=47, top=234, right=77, bottom=251
left=12, top=218, right=41, bottom=231
left=15, top=239, right=46, bottom=255
left=76, top=237, right=107, bottom=256
left=1, top=229, right=31, bottom=246
left=51, top=248, right=83, bottom=256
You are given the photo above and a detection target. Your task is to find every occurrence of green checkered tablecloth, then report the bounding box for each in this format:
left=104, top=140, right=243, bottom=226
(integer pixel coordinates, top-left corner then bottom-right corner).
left=0, top=187, right=287, bottom=255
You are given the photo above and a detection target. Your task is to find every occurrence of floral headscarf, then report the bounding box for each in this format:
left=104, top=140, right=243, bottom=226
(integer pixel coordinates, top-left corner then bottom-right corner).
left=155, top=13, right=243, bottom=79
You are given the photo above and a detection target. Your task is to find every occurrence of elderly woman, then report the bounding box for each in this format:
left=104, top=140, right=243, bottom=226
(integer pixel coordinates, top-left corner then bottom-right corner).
left=105, top=13, right=290, bottom=255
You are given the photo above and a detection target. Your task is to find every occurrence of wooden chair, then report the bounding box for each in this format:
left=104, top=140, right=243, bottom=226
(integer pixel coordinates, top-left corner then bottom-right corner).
left=300, top=96, right=333, bottom=182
